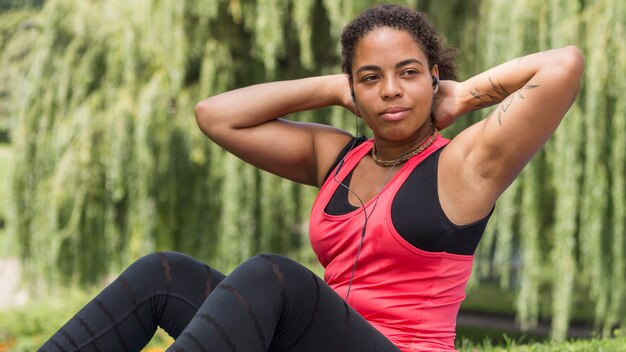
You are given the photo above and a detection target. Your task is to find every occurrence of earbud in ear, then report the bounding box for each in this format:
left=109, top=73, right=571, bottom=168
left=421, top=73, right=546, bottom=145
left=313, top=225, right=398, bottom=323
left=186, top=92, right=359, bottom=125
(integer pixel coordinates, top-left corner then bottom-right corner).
left=432, top=76, right=439, bottom=94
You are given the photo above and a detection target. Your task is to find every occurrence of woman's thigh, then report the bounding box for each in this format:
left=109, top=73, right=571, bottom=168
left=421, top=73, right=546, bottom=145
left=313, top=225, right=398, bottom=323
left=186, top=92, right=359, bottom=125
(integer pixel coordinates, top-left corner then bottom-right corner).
left=169, top=254, right=400, bottom=352
left=265, top=254, right=399, bottom=352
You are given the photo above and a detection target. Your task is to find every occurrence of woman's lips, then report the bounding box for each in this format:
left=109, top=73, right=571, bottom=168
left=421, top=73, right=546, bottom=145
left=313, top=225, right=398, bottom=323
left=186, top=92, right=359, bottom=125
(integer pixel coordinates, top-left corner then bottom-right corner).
left=379, top=107, right=410, bottom=121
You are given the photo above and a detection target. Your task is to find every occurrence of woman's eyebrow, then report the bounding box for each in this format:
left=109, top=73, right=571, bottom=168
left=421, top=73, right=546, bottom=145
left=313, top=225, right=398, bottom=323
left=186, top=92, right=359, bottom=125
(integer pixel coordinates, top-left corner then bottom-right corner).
left=395, top=58, right=425, bottom=68
left=355, top=64, right=381, bottom=74
left=355, top=58, right=425, bottom=74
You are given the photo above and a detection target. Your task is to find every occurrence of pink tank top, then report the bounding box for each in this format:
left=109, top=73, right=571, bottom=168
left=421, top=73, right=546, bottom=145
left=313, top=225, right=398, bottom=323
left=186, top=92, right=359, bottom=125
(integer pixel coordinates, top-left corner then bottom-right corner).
left=309, top=136, right=471, bottom=351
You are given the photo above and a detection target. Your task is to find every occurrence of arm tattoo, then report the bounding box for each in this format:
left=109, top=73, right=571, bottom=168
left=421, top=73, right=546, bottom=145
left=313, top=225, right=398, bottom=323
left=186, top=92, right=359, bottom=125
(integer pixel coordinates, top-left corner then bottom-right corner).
left=471, top=77, right=510, bottom=110
left=472, top=79, right=539, bottom=125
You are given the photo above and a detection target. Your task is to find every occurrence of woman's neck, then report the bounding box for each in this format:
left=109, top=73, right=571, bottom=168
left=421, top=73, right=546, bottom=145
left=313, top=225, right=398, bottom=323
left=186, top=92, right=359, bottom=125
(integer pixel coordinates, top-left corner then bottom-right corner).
left=372, top=125, right=437, bottom=162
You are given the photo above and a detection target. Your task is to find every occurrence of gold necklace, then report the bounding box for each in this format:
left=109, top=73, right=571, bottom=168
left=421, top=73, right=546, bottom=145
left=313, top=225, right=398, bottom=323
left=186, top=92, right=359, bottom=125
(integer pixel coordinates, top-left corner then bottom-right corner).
left=371, top=129, right=439, bottom=167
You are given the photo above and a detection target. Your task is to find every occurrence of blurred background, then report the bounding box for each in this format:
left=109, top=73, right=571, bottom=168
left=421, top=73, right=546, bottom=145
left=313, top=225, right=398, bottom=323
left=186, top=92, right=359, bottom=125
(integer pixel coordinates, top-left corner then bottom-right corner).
left=0, top=0, right=624, bottom=351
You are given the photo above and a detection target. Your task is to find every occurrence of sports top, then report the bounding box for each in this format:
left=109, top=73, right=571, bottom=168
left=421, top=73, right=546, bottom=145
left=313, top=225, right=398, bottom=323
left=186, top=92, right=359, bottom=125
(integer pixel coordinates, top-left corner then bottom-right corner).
left=309, top=135, right=486, bottom=351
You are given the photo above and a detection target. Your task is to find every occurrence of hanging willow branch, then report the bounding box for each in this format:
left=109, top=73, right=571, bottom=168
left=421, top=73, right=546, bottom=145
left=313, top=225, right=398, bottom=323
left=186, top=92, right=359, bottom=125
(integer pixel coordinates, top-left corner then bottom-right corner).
left=1, top=0, right=624, bottom=341
left=470, top=0, right=626, bottom=340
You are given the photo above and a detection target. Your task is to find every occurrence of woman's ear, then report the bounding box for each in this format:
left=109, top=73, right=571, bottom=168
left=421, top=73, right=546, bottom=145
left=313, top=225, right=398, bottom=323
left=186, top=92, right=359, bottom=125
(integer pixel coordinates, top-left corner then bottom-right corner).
left=431, top=64, right=440, bottom=94
left=431, top=64, right=440, bottom=80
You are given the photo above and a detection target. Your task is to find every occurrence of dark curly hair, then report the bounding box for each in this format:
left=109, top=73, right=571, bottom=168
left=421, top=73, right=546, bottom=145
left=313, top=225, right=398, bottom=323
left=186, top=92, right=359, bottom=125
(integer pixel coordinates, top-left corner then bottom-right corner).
left=341, top=4, right=457, bottom=81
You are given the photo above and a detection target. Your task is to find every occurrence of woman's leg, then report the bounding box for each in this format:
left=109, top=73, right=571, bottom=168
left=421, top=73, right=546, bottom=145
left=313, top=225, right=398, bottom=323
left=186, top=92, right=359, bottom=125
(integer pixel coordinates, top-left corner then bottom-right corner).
left=40, top=252, right=226, bottom=352
left=168, top=254, right=400, bottom=352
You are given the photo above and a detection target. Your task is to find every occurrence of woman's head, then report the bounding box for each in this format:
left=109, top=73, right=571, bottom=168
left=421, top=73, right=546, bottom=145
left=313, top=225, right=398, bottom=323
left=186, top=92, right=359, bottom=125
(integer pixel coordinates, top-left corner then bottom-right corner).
left=341, top=4, right=457, bottom=81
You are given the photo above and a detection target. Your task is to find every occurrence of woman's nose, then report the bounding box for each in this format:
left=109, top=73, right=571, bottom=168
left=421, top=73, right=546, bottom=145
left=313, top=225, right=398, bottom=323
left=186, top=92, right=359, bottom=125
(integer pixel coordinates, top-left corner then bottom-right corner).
left=381, top=77, right=403, bottom=100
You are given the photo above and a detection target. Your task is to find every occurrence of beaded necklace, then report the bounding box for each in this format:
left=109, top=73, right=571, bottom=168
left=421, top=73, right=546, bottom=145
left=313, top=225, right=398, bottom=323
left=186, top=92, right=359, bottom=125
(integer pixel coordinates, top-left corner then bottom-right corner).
left=371, top=128, right=439, bottom=167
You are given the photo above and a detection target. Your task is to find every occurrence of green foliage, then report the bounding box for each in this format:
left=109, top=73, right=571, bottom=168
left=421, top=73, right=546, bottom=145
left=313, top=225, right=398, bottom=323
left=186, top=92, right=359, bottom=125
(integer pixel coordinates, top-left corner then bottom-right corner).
left=0, top=0, right=43, bottom=12
left=0, top=145, right=9, bottom=191
left=0, top=0, right=624, bottom=343
left=0, top=8, right=39, bottom=132
left=0, top=288, right=91, bottom=351
left=0, top=144, right=10, bottom=247
left=468, top=0, right=626, bottom=340
left=1, top=0, right=340, bottom=287
left=462, top=282, right=598, bottom=328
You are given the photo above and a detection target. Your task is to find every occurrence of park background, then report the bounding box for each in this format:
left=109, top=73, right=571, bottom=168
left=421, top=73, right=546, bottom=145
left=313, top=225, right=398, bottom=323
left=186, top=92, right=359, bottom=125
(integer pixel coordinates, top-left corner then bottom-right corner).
left=0, top=0, right=625, bottom=350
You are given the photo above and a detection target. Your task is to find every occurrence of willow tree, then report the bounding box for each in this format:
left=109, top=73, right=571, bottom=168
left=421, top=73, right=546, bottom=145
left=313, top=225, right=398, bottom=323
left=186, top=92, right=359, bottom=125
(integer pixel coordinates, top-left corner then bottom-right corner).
left=1, top=0, right=624, bottom=341
left=1, top=0, right=418, bottom=281
left=467, top=0, right=626, bottom=339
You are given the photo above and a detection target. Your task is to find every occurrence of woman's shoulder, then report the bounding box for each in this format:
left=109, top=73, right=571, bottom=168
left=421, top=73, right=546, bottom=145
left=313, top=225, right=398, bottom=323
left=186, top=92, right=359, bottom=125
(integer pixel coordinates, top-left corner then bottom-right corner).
left=321, top=135, right=369, bottom=184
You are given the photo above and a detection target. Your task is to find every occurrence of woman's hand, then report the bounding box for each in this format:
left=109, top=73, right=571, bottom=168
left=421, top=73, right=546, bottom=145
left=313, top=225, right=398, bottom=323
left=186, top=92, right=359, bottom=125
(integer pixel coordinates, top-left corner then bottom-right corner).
left=336, top=74, right=359, bottom=116
left=431, top=80, right=462, bottom=130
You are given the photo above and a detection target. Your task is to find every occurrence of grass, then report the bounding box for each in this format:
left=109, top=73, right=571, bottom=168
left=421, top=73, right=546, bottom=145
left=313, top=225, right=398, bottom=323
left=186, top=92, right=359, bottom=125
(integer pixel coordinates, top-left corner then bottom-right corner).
left=0, top=287, right=173, bottom=352
left=456, top=324, right=548, bottom=348
left=457, top=335, right=626, bottom=351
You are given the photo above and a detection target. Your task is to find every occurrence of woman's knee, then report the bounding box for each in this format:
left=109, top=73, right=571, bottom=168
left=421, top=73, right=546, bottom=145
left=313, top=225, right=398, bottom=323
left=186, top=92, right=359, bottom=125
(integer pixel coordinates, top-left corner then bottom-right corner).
left=241, top=253, right=302, bottom=272
left=124, top=251, right=189, bottom=277
left=229, top=254, right=312, bottom=290
left=122, top=251, right=224, bottom=294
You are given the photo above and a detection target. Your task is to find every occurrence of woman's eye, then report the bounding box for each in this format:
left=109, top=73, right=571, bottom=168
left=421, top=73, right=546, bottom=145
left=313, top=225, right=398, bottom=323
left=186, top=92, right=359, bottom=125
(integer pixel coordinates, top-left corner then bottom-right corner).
left=362, top=75, right=379, bottom=82
left=402, top=69, right=418, bottom=76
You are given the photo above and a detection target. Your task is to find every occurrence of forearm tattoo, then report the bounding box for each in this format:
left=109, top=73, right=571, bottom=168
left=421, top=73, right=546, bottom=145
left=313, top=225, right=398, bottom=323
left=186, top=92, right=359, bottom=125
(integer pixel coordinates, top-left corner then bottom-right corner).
left=471, top=78, right=539, bottom=125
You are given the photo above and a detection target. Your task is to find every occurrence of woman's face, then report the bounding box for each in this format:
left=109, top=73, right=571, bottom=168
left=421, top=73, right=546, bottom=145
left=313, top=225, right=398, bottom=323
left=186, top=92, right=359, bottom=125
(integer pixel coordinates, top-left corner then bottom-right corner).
left=351, top=27, right=438, bottom=144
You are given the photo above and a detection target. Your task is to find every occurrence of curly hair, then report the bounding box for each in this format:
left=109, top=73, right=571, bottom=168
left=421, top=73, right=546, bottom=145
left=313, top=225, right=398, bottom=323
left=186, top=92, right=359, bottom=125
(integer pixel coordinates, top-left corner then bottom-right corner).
left=341, top=4, right=457, bottom=81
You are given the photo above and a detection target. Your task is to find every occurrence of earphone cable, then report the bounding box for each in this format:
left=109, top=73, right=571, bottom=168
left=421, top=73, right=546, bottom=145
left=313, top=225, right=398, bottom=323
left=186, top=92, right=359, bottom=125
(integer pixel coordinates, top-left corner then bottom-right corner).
left=331, top=103, right=400, bottom=301
left=340, top=160, right=398, bottom=302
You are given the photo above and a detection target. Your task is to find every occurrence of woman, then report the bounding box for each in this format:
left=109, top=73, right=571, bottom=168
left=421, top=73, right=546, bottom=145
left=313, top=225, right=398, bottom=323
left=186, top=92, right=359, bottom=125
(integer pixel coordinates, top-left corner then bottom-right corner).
left=41, top=4, right=583, bottom=352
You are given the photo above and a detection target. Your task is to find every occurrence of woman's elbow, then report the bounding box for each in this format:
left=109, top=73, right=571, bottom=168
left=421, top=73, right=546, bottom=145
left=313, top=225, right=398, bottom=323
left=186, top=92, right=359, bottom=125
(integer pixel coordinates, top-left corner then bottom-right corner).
left=546, top=46, right=584, bottom=100
left=194, top=99, right=218, bottom=138
left=560, top=45, right=585, bottom=79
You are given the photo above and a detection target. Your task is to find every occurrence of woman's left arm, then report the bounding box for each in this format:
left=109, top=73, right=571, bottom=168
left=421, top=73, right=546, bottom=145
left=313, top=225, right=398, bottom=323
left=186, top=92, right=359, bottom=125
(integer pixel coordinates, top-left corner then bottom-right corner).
left=439, top=46, right=584, bottom=198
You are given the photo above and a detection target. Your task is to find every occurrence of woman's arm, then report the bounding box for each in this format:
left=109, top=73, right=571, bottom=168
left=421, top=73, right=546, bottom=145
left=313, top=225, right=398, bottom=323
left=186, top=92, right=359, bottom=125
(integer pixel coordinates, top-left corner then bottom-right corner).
left=436, top=46, right=584, bottom=223
left=195, top=74, right=354, bottom=187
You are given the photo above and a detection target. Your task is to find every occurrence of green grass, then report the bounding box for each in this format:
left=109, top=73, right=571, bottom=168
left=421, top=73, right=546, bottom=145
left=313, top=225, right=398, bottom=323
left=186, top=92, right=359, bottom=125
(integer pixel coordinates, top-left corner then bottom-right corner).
left=457, top=324, right=547, bottom=348
left=0, top=287, right=173, bottom=352
left=457, top=335, right=626, bottom=351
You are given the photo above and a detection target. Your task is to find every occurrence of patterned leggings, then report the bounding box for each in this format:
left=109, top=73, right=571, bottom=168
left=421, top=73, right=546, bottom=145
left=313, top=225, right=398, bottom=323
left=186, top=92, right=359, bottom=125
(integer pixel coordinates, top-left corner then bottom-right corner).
left=40, top=252, right=400, bottom=352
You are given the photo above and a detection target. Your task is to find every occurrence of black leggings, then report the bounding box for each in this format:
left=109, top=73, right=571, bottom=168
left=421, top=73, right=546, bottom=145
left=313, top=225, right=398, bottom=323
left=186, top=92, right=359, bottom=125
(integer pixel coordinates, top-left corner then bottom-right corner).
left=40, top=252, right=400, bottom=352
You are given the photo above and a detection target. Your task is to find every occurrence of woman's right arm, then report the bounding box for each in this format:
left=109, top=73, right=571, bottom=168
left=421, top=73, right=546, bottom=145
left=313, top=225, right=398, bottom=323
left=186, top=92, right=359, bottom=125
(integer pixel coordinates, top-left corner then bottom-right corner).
left=195, top=74, right=354, bottom=187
